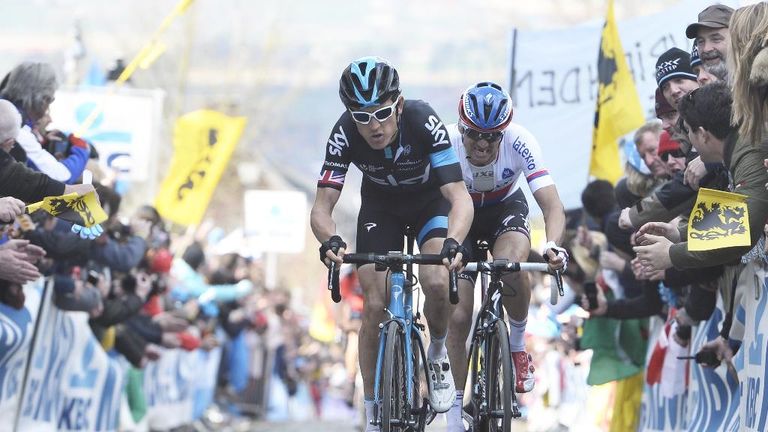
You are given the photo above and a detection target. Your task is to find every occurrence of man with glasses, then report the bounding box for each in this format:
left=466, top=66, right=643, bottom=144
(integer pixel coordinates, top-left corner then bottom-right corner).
left=443, top=82, right=567, bottom=432
left=310, top=56, right=473, bottom=432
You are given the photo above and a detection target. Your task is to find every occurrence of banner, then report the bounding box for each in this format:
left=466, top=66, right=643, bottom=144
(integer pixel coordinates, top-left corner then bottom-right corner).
left=49, top=87, right=164, bottom=181
left=15, top=292, right=122, bottom=431
left=589, top=0, right=645, bottom=184
left=687, top=188, right=750, bottom=251
left=0, top=279, right=45, bottom=430
left=510, top=0, right=738, bottom=210
left=155, top=110, right=246, bottom=226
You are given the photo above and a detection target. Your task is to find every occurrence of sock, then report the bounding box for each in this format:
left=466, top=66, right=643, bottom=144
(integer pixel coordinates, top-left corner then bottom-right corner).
left=446, top=390, right=465, bottom=432
left=508, top=318, right=527, bottom=352
left=428, top=333, right=447, bottom=360
left=364, top=399, right=379, bottom=432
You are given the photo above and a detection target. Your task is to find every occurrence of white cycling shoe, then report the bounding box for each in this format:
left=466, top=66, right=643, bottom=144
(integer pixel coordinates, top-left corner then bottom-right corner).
left=427, top=354, right=456, bottom=413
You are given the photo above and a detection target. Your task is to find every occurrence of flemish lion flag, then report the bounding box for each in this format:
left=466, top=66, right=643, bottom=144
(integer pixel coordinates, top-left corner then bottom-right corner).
left=155, top=110, right=246, bottom=226
left=26, top=192, right=108, bottom=227
left=590, top=0, right=645, bottom=184
left=688, top=188, right=750, bottom=251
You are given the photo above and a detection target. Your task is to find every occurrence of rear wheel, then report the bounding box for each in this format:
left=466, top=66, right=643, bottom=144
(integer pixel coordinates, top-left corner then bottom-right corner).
left=480, top=321, right=512, bottom=432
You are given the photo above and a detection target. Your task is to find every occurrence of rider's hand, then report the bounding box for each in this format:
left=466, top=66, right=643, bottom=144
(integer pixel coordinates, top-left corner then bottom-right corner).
left=542, top=241, right=568, bottom=272
left=440, top=237, right=467, bottom=271
left=319, top=235, right=346, bottom=268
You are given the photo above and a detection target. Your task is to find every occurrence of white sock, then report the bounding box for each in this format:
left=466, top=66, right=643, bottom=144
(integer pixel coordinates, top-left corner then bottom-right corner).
left=364, top=399, right=379, bottom=432
left=428, top=333, right=447, bottom=360
left=446, top=390, right=465, bottom=432
left=508, top=318, right=527, bottom=352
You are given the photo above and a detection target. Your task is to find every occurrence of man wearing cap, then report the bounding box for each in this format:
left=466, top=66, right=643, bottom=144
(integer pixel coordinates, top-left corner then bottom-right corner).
left=686, top=4, right=734, bottom=67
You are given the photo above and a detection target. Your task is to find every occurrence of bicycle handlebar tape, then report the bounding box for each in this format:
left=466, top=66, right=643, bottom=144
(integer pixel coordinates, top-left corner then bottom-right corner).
left=329, top=261, right=341, bottom=303
left=449, top=270, right=459, bottom=304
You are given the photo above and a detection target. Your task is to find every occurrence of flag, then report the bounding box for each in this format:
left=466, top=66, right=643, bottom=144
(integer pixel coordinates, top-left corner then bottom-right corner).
left=687, top=188, right=750, bottom=251
left=155, top=110, right=246, bottom=226
left=590, top=0, right=645, bottom=184
left=26, top=192, right=108, bottom=227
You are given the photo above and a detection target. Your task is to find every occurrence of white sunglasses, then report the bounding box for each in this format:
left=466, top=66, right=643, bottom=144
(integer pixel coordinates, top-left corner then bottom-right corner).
left=349, top=99, right=399, bottom=124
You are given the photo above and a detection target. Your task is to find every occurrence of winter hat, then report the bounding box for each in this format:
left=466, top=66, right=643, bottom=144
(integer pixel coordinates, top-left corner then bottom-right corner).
left=655, top=88, right=676, bottom=117
left=690, top=44, right=702, bottom=69
left=657, top=131, right=681, bottom=156
left=686, top=4, right=735, bottom=39
left=655, top=48, right=698, bottom=88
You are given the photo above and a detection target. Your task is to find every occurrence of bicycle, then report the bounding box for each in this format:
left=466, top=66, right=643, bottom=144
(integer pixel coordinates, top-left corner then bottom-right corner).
left=328, top=229, right=459, bottom=432
left=463, top=242, right=564, bottom=431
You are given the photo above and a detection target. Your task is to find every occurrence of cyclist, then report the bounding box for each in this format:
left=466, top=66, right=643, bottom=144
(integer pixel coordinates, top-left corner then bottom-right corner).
left=444, top=82, right=567, bottom=432
left=310, top=57, right=474, bottom=431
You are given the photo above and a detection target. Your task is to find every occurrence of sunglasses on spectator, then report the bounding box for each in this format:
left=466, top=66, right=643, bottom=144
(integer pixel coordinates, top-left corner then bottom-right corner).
left=349, top=99, right=399, bottom=124
left=460, top=124, right=503, bottom=142
left=660, top=150, right=686, bottom=162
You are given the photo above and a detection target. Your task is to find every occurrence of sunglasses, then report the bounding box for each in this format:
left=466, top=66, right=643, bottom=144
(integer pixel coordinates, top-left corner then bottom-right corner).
left=460, top=124, right=503, bottom=142
left=660, top=149, right=686, bottom=162
left=349, top=99, right=399, bottom=124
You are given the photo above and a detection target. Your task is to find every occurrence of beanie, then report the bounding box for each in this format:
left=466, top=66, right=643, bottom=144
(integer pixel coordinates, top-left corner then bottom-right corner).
left=690, top=44, right=702, bottom=69
left=655, top=88, right=676, bottom=117
left=655, top=48, right=697, bottom=88
left=657, top=131, right=681, bottom=155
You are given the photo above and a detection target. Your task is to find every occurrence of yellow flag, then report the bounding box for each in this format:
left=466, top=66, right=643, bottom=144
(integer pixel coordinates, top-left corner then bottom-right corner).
left=687, top=188, right=750, bottom=251
left=590, top=0, right=645, bottom=184
left=155, top=110, right=246, bottom=226
left=26, top=192, right=108, bottom=227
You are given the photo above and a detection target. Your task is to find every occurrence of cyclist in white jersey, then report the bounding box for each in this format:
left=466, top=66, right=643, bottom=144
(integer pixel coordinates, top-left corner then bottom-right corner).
left=443, top=82, right=568, bottom=432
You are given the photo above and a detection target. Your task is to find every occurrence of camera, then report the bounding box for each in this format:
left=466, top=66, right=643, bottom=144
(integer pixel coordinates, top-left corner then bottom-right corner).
left=86, top=270, right=100, bottom=286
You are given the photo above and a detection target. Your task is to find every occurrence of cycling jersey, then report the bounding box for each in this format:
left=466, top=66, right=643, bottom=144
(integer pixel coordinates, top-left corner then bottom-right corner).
left=318, top=100, right=463, bottom=196
left=447, top=122, right=554, bottom=207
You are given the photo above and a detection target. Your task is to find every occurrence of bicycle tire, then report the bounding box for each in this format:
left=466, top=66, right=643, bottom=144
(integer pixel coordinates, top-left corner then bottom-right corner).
left=381, top=321, right=407, bottom=432
left=411, top=328, right=429, bottom=431
left=480, top=321, right=512, bottom=432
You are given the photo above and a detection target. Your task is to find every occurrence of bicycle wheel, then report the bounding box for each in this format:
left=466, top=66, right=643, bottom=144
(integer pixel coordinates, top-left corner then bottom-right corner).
left=467, top=333, right=485, bottom=431
left=381, top=321, right=407, bottom=432
left=411, top=328, right=429, bottom=431
left=480, top=320, right=512, bottom=432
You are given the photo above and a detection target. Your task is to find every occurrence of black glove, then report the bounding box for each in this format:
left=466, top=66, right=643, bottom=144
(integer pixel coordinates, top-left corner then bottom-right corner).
left=440, top=238, right=468, bottom=265
left=319, top=235, right=346, bottom=263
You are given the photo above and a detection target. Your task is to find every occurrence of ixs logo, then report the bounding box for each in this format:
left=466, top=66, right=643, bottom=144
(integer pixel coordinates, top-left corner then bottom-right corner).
left=327, top=126, right=349, bottom=157
left=425, top=115, right=449, bottom=147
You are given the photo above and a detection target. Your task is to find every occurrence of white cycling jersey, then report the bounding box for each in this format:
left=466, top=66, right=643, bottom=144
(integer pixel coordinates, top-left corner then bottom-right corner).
left=448, top=122, right=554, bottom=208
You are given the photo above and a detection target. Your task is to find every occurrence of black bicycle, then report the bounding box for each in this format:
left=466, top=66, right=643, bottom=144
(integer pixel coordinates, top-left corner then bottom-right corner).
left=463, top=244, right=563, bottom=431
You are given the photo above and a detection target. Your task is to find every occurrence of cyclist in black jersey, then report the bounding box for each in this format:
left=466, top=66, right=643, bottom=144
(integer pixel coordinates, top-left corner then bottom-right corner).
left=310, top=57, right=474, bottom=431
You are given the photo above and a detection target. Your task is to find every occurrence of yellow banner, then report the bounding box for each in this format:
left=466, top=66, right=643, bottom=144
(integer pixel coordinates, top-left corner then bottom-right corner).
left=590, top=0, right=645, bottom=184
left=688, top=188, right=750, bottom=251
left=26, top=192, right=108, bottom=227
left=155, top=110, right=246, bottom=226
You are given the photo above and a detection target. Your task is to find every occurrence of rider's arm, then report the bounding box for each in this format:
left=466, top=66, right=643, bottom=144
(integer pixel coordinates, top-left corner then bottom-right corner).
left=533, top=185, right=566, bottom=245
left=311, top=186, right=342, bottom=243
left=440, top=181, right=473, bottom=243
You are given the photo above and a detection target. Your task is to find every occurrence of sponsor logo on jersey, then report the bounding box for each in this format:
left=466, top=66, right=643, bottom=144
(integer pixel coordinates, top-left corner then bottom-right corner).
left=363, top=222, right=377, bottom=232
left=327, top=126, right=349, bottom=157
left=425, top=115, right=450, bottom=147
left=324, top=161, right=348, bottom=169
left=367, top=164, right=431, bottom=187
left=502, top=168, right=514, bottom=179
left=511, top=136, right=536, bottom=171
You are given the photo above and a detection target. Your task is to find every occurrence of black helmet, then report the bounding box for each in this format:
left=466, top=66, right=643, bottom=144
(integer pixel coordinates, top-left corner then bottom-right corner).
left=339, top=56, right=401, bottom=110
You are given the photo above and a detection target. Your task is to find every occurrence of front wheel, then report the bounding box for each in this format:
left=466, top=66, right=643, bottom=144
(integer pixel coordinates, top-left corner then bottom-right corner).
left=381, top=321, right=407, bottom=432
left=479, top=321, right=512, bottom=432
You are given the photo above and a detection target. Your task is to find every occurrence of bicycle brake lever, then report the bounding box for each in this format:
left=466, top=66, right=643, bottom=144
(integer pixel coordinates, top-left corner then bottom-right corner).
left=555, top=270, right=564, bottom=296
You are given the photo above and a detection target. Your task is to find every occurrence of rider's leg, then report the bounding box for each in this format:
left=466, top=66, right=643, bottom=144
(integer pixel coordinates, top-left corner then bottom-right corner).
left=419, top=236, right=457, bottom=413
left=493, top=230, right=536, bottom=393
left=357, top=264, right=389, bottom=429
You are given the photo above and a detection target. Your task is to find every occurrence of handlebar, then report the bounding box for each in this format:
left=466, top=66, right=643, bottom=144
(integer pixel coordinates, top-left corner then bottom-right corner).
left=326, top=252, right=459, bottom=304
left=463, top=260, right=565, bottom=305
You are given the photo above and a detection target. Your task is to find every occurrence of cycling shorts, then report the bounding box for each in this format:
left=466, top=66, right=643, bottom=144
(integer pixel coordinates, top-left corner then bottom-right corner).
left=459, top=188, right=530, bottom=285
left=356, top=190, right=449, bottom=255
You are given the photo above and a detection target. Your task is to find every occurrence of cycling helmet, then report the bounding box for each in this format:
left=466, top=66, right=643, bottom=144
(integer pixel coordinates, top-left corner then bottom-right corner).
left=339, top=56, right=401, bottom=109
left=458, top=82, right=513, bottom=132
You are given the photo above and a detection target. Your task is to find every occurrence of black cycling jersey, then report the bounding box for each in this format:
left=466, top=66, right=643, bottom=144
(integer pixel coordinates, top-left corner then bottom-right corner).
left=317, top=100, right=463, bottom=196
